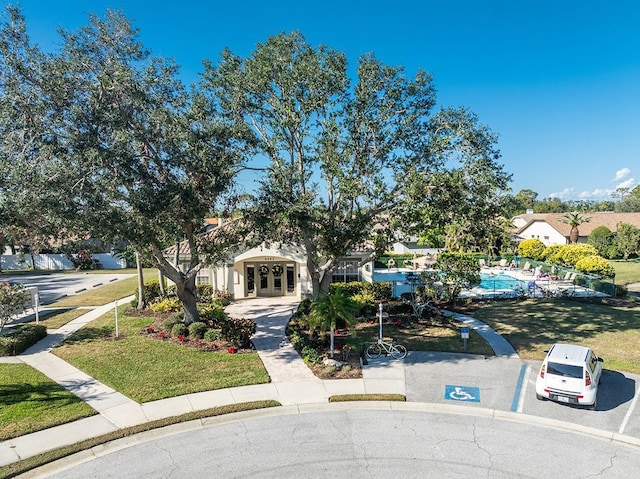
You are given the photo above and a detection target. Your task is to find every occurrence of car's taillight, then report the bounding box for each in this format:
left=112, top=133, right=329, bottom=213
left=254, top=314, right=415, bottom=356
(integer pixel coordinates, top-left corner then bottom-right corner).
left=540, top=364, right=546, bottom=378
left=585, top=371, right=592, bottom=386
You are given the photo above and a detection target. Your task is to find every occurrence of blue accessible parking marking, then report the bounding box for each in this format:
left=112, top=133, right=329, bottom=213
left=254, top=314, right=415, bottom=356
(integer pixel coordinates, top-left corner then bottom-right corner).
left=445, top=385, right=480, bottom=402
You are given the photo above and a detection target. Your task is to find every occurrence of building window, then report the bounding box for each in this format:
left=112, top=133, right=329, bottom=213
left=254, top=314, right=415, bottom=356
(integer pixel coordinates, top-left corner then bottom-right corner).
left=196, top=270, right=211, bottom=285
left=332, top=259, right=361, bottom=283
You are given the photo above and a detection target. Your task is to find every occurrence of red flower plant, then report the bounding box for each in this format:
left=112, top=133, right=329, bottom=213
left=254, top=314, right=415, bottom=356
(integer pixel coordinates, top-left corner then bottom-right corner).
left=146, top=327, right=155, bottom=334
left=228, top=346, right=237, bottom=354
left=157, top=331, right=166, bottom=339
left=177, top=334, right=187, bottom=342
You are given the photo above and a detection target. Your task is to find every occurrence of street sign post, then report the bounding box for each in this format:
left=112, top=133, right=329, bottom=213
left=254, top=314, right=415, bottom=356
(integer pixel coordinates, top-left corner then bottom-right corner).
left=461, top=326, right=470, bottom=352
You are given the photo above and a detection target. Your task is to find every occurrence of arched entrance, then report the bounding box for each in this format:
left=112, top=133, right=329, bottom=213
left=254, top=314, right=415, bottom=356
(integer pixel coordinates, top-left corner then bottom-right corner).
left=245, top=261, right=297, bottom=297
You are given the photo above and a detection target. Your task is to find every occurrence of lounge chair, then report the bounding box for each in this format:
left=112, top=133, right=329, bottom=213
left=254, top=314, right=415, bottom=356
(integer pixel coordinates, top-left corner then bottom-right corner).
left=479, top=259, right=486, bottom=267
left=499, top=259, right=508, bottom=268
left=521, top=262, right=534, bottom=276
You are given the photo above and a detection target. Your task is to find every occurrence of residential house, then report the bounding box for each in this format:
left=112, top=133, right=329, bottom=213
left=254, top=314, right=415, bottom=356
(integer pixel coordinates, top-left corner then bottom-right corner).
left=512, top=212, right=640, bottom=246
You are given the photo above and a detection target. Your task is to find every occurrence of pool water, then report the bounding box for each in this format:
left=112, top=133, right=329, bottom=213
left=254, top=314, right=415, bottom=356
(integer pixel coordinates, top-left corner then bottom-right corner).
left=374, top=270, right=530, bottom=295
left=479, top=273, right=527, bottom=290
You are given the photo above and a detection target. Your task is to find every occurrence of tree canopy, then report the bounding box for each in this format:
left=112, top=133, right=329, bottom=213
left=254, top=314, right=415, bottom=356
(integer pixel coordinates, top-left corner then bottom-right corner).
left=204, top=31, right=511, bottom=296
left=0, top=7, right=253, bottom=322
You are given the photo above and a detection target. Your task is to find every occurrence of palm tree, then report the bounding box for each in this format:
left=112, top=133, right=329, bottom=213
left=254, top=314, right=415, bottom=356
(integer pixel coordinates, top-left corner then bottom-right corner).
left=561, top=211, right=591, bottom=244
left=308, top=288, right=359, bottom=358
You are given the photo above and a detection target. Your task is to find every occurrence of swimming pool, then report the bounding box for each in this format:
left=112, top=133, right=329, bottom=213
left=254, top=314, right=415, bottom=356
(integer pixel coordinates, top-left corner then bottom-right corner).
left=374, top=270, right=530, bottom=296
left=478, top=273, right=527, bottom=291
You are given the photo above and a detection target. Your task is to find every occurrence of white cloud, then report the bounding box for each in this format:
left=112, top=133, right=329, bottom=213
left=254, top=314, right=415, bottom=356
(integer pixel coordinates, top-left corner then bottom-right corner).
left=612, top=168, right=631, bottom=182
left=548, top=188, right=575, bottom=200
left=615, top=177, right=636, bottom=190
left=548, top=169, right=636, bottom=201
left=578, top=188, right=612, bottom=199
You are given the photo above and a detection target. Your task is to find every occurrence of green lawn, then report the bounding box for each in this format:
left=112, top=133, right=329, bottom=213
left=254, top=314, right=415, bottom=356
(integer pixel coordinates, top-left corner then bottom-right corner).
left=0, top=363, right=95, bottom=441
left=610, top=258, right=640, bottom=285
left=345, top=320, right=494, bottom=356
left=473, top=298, right=640, bottom=373
left=53, top=307, right=270, bottom=403
left=26, top=308, right=87, bottom=330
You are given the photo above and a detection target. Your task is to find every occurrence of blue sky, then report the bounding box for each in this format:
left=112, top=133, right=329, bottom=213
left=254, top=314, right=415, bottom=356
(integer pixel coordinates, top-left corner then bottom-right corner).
left=11, top=0, right=640, bottom=201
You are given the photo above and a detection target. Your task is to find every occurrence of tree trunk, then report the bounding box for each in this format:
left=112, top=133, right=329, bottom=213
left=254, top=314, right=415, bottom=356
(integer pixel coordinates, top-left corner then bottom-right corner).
left=570, top=227, right=579, bottom=244
left=135, top=251, right=145, bottom=310
left=329, top=323, right=335, bottom=358
left=157, top=269, right=166, bottom=296
left=175, top=275, right=199, bottom=324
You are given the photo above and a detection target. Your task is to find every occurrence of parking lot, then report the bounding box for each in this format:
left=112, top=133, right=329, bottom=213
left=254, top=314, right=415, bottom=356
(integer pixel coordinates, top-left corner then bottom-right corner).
left=404, top=351, right=640, bottom=440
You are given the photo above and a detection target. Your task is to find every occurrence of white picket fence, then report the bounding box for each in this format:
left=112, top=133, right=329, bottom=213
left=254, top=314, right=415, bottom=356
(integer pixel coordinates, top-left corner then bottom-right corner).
left=0, top=253, right=127, bottom=271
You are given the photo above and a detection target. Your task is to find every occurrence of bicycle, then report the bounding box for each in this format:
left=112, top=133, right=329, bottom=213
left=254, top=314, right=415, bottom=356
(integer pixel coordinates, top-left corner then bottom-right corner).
left=365, top=338, right=407, bottom=359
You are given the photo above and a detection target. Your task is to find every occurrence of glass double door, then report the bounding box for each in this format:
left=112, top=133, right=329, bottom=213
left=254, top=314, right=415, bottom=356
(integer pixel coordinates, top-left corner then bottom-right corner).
left=246, top=262, right=295, bottom=297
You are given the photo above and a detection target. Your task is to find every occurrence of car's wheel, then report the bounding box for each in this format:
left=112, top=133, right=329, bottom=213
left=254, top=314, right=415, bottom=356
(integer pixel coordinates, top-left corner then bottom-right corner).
left=587, top=400, right=597, bottom=411
left=536, top=393, right=547, bottom=401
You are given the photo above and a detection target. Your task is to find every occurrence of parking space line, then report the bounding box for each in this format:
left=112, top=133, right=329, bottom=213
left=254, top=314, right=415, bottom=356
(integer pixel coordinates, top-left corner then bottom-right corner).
left=619, top=381, right=640, bottom=434
left=511, top=363, right=529, bottom=412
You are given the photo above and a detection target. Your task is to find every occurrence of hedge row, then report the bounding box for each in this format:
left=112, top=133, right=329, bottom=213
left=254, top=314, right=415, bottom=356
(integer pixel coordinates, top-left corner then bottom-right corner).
left=0, top=324, right=47, bottom=356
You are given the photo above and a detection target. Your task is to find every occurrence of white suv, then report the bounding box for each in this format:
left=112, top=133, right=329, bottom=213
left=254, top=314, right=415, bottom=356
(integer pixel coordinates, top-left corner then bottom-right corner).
left=535, top=343, right=604, bottom=409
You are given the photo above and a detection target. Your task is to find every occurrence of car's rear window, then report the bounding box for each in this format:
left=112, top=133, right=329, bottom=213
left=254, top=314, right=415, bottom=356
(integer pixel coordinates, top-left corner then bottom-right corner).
left=547, top=362, right=583, bottom=378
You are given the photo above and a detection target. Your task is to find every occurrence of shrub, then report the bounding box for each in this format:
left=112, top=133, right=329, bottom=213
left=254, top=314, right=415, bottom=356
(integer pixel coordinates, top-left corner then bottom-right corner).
left=559, top=244, right=598, bottom=267
left=0, top=281, right=31, bottom=333
left=221, top=317, right=257, bottom=348
left=351, top=289, right=377, bottom=316
left=213, top=289, right=232, bottom=306
left=0, top=324, right=47, bottom=355
left=574, top=255, right=616, bottom=277
left=615, top=284, right=628, bottom=298
left=203, top=328, right=221, bottom=342
left=188, top=321, right=208, bottom=339
left=518, top=239, right=546, bottom=260
left=364, top=281, right=392, bottom=301
left=149, top=297, right=182, bottom=313
left=328, top=282, right=364, bottom=297
left=171, top=323, right=189, bottom=338
left=70, top=249, right=103, bottom=270
left=301, top=345, right=320, bottom=364
left=162, top=313, right=184, bottom=332
left=589, top=226, right=615, bottom=258
left=288, top=329, right=309, bottom=350
left=542, top=244, right=564, bottom=264
left=143, top=280, right=164, bottom=302
left=198, top=303, right=227, bottom=327
left=196, top=284, right=214, bottom=303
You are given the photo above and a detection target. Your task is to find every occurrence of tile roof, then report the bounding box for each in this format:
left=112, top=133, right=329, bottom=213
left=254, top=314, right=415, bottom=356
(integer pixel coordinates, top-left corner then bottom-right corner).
left=514, top=212, right=640, bottom=237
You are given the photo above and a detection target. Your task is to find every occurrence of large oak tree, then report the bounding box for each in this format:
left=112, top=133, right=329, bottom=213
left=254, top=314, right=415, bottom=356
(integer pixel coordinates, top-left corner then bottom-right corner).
left=0, top=7, right=253, bottom=322
left=204, top=32, right=511, bottom=297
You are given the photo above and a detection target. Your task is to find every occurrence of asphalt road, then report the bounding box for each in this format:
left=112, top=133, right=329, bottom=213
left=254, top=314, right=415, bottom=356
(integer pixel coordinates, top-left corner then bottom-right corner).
left=2, top=272, right=134, bottom=305
left=42, top=408, right=640, bottom=478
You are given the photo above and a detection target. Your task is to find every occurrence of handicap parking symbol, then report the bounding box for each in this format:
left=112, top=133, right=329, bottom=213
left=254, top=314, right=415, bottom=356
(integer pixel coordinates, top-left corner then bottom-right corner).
left=445, top=385, right=480, bottom=403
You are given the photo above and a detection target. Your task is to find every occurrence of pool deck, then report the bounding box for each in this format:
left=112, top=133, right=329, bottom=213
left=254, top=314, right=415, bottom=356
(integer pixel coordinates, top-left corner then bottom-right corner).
left=461, top=267, right=608, bottom=300
left=374, top=266, right=608, bottom=300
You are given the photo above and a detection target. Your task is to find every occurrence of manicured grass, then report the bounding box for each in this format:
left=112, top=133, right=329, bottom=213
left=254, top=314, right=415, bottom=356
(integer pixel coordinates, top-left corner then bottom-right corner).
left=0, top=400, right=280, bottom=479
left=49, top=270, right=154, bottom=308
left=26, top=308, right=87, bottom=330
left=329, top=394, right=406, bottom=402
left=53, top=308, right=270, bottom=403
left=610, top=258, right=640, bottom=285
left=0, top=363, right=95, bottom=441
left=345, top=320, right=495, bottom=357
left=473, top=298, right=640, bottom=373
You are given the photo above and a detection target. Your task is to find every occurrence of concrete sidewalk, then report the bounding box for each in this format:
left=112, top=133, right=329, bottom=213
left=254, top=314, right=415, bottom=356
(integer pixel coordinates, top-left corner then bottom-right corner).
left=0, top=296, right=509, bottom=467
